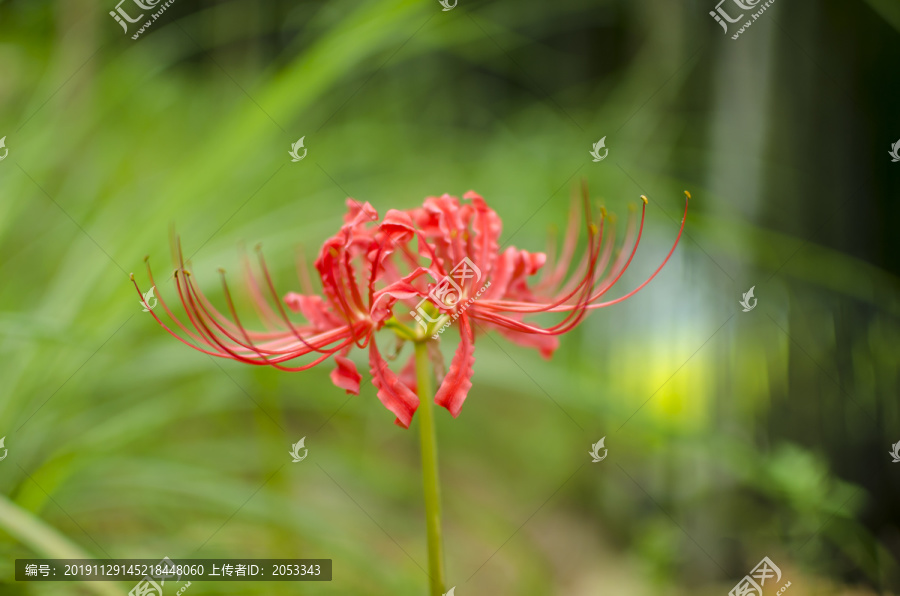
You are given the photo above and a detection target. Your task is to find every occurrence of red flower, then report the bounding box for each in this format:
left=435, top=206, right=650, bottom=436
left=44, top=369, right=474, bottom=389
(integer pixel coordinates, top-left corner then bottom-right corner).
left=133, top=188, right=687, bottom=428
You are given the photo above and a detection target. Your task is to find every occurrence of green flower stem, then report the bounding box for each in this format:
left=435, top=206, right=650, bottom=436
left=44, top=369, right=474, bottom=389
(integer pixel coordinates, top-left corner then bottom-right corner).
left=415, top=340, right=446, bottom=596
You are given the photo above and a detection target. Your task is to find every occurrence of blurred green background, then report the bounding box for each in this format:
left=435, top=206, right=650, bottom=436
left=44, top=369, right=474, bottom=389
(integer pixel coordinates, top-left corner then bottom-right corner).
left=2, top=0, right=900, bottom=594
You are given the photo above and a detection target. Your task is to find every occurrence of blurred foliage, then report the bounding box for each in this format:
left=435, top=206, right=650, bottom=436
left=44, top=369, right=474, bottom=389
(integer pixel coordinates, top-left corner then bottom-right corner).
left=1, top=0, right=900, bottom=594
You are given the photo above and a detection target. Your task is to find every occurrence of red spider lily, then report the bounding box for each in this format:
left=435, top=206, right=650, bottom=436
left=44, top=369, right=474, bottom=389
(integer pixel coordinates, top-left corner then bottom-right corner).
left=132, top=187, right=688, bottom=428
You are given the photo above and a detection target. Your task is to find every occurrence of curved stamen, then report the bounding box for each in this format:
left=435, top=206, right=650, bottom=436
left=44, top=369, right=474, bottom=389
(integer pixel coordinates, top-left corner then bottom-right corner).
left=586, top=191, right=688, bottom=309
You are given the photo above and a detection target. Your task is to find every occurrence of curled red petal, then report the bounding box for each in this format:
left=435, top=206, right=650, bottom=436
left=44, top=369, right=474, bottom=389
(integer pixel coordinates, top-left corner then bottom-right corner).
left=369, top=340, right=419, bottom=428
left=344, top=198, right=379, bottom=226
left=434, top=315, right=475, bottom=417
left=371, top=279, right=424, bottom=326
left=381, top=209, right=416, bottom=245
left=464, top=191, right=503, bottom=276
left=330, top=354, right=362, bottom=395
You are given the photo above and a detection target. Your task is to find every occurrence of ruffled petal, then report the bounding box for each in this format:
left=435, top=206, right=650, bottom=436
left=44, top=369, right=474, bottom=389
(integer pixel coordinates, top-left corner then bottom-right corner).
left=381, top=209, right=416, bottom=245
left=330, top=354, right=362, bottom=394
left=369, top=340, right=419, bottom=428
left=371, top=279, right=424, bottom=326
left=482, top=247, right=545, bottom=302
left=464, top=191, right=502, bottom=280
left=434, top=315, right=475, bottom=417
left=343, top=198, right=379, bottom=226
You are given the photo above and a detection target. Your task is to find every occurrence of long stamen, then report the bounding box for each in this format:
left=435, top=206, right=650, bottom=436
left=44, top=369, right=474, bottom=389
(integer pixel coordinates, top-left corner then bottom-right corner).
left=132, top=271, right=230, bottom=356
left=296, top=245, right=315, bottom=295
left=585, top=196, right=647, bottom=302
left=489, top=190, right=601, bottom=336
left=475, top=186, right=604, bottom=318
left=184, top=265, right=356, bottom=368
left=536, top=223, right=558, bottom=288
left=217, top=269, right=349, bottom=366
left=183, top=269, right=274, bottom=364
left=542, top=185, right=582, bottom=290
left=142, top=257, right=206, bottom=343
left=240, top=246, right=284, bottom=330
left=174, top=269, right=229, bottom=356
left=587, top=191, right=688, bottom=310
left=256, top=246, right=342, bottom=354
